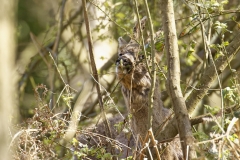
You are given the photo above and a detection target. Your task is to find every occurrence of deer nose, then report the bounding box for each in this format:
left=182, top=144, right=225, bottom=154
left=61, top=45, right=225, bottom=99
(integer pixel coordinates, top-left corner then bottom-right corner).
left=116, top=55, right=129, bottom=62
left=116, top=57, right=126, bottom=66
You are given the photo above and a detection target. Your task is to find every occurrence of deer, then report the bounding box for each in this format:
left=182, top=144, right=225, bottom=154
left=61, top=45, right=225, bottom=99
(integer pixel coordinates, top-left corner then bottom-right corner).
left=115, top=16, right=183, bottom=159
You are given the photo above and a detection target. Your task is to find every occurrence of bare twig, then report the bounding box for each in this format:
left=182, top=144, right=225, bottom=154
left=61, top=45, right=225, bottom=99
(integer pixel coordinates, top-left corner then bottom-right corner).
left=186, top=31, right=240, bottom=114
left=143, top=0, right=156, bottom=131
left=48, top=52, right=77, bottom=112
left=196, top=3, right=226, bottom=156
left=90, top=74, right=124, bottom=119
left=52, top=0, right=66, bottom=53
left=49, top=0, right=67, bottom=109
left=82, top=0, right=114, bottom=156
left=226, top=117, right=240, bottom=159
left=62, top=6, right=82, bottom=32
left=62, top=80, right=91, bottom=148
left=133, top=0, right=151, bottom=76
left=88, top=0, right=128, bottom=34
left=156, top=31, right=240, bottom=144
left=139, top=130, right=161, bottom=160
left=195, top=117, right=239, bottom=158
left=139, top=132, right=149, bottom=160
left=80, top=130, right=135, bottom=152
left=196, top=0, right=225, bottom=128
left=30, top=33, right=50, bottom=67
left=149, top=130, right=161, bottom=160
left=49, top=52, right=67, bottom=85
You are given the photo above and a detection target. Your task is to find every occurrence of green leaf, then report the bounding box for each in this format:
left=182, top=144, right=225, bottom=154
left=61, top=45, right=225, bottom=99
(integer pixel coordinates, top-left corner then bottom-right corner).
left=116, top=13, right=125, bottom=19
left=222, top=41, right=229, bottom=46
left=220, top=0, right=228, bottom=5
left=72, top=138, right=78, bottom=146
left=155, top=41, right=165, bottom=52
left=222, top=87, right=236, bottom=103
left=204, top=104, right=220, bottom=115
left=114, top=121, right=124, bottom=133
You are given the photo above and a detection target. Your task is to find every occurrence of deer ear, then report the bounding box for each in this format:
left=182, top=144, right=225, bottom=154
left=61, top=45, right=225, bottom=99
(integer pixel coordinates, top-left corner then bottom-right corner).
left=118, top=37, right=128, bottom=56
left=130, top=16, right=147, bottom=42
left=118, top=37, right=127, bottom=47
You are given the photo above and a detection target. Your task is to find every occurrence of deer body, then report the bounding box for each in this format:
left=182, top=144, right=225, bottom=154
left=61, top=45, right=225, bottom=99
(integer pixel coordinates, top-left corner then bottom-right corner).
left=116, top=17, right=182, bottom=159
left=116, top=55, right=170, bottom=139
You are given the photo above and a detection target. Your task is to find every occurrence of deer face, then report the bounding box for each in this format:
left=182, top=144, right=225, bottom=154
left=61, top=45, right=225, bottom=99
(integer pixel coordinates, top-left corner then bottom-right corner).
left=116, top=37, right=139, bottom=74
left=116, top=16, right=147, bottom=77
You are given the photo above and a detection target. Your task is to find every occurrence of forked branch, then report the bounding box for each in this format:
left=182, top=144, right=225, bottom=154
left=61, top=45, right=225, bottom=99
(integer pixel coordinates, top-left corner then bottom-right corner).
left=156, top=30, right=240, bottom=146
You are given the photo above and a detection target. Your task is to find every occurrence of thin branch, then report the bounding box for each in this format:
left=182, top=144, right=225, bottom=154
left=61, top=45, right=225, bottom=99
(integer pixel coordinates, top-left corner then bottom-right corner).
left=62, top=6, right=82, bottom=32
left=49, top=0, right=66, bottom=109
left=49, top=52, right=67, bottom=85
left=30, top=33, right=50, bottom=68
left=148, top=130, right=161, bottom=160
left=186, top=31, right=240, bottom=114
left=133, top=0, right=151, bottom=77
left=80, top=130, right=135, bottom=152
left=62, top=81, right=91, bottom=150
left=156, top=30, right=240, bottom=143
left=143, top=0, right=156, bottom=131
left=82, top=0, right=114, bottom=156
left=88, top=0, right=128, bottom=34
left=90, top=74, right=124, bottom=119
left=196, top=0, right=225, bottom=130
left=52, top=0, right=66, bottom=53
left=178, top=10, right=240, bottom=39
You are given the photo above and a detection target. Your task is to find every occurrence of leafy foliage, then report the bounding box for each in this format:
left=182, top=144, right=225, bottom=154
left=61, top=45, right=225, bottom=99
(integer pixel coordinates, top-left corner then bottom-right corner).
left=12, top=0, right=240, bottom=159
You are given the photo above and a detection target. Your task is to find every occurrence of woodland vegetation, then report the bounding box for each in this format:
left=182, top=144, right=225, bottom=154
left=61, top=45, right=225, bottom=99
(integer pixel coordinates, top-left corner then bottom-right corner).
left=1, top=0, right=240, bottom=159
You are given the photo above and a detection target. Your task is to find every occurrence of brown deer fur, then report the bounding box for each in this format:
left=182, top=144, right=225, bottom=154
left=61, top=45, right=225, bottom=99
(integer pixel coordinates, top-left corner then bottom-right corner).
left=115, top=17, right=183, bottom=159
left=78, top=17, right=183, bottom=160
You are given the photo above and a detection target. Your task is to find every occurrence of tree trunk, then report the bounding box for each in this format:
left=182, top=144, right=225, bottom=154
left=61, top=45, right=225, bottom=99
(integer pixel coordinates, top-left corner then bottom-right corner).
left=0, top=0, right=18, bottom=159
left=160, top=0, right=197, bottom=159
